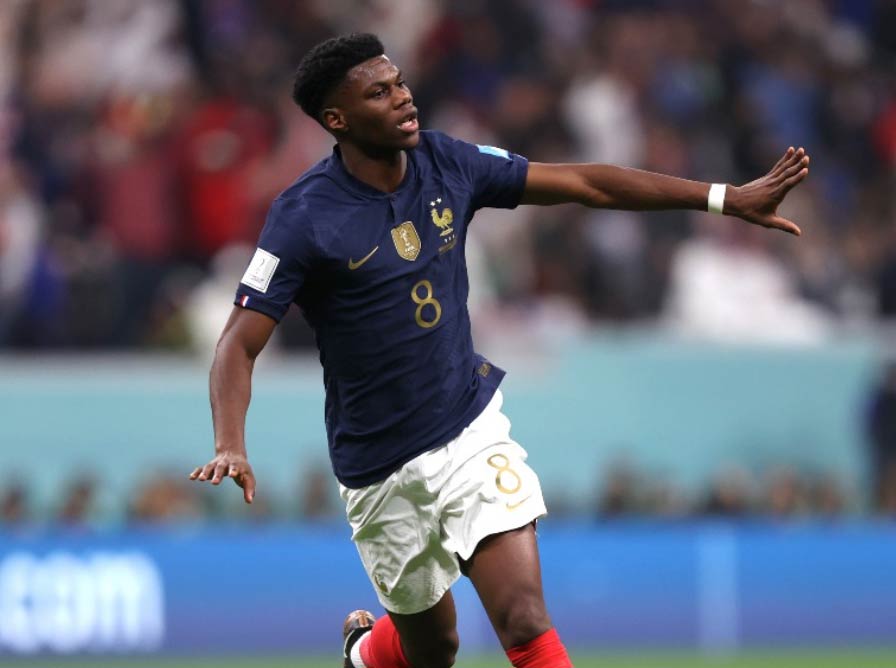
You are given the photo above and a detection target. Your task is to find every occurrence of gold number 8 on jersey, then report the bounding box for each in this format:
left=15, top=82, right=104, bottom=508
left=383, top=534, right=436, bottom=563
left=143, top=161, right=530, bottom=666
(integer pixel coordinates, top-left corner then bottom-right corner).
left=411, top=279, right=442, bottom=328
left=487, top=453, right=522, bottom=495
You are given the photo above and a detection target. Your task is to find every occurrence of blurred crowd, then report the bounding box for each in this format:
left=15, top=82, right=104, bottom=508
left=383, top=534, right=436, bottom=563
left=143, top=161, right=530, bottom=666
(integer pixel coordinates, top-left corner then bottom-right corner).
left=0, top=458, right=888, bottom=527
left=1, top=359, right=894, bottom=525
left=0, top=0, right=895, bottom=352
left=0, top=464, right=343, bottom=526
left=593, top=463, right=849, bottom=519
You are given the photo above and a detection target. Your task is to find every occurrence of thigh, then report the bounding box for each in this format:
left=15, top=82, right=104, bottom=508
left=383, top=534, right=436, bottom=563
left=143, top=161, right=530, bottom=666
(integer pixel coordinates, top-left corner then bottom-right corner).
left=462, top=523, right=552, bottom=650
left=439, top=437, right=547, bottom=563
left=388, top=588, right=459, bottom=667
left=341, top=463, right=461, bottom=615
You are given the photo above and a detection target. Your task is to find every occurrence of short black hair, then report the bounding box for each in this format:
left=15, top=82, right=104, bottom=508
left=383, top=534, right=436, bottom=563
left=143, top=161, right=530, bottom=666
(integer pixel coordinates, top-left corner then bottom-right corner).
left=292, top=33, right=385, bottom=123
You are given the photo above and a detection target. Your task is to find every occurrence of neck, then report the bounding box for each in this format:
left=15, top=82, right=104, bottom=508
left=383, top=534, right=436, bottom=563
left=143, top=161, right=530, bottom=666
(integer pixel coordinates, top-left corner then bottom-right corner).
left=338, top=142, right=407, bottom=193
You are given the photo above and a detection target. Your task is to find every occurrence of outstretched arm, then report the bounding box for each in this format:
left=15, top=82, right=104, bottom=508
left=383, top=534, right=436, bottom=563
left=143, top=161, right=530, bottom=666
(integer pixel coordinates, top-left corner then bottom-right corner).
left=189, top=306, right=276, bottom=503
left=520, top=147, right=810, bottom=236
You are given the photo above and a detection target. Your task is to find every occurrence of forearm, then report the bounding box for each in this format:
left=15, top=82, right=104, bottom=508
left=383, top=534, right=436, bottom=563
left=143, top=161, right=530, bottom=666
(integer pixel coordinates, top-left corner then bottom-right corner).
left=209, top=340, right=255, bottom=455
left=193, top=308, right=271, bottom=501
left=577, top=164, right=712, bottom=211
left=523, top=147, right=807, bottom=235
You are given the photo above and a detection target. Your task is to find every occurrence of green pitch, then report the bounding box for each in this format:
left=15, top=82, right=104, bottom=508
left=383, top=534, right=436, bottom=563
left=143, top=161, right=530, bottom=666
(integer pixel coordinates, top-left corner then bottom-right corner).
left=10, top=649, right=896, bottom=668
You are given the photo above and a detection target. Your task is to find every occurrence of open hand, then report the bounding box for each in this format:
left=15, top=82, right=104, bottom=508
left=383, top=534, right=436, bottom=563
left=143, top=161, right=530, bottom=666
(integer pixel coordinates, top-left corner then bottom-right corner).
left=189, top=452, right=256, bottom=503
left=727, top=146, right=810, bottom=236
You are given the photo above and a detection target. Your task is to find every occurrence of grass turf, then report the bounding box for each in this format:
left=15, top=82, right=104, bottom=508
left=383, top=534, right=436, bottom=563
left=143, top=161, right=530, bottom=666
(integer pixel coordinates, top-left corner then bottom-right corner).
left=5, top=649, right=896, bottom=668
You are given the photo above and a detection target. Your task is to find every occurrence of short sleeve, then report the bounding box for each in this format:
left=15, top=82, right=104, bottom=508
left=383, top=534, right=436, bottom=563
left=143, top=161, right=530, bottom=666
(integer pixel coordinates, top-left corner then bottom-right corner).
left=234, top=197, right=315, bottom=322
left=440, top=135, right=529, bottom=211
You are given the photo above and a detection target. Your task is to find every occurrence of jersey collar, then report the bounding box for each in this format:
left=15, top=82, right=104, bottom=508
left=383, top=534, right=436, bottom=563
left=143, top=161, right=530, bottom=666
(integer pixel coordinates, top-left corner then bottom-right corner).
left=327, top=144, right=417, bottom=199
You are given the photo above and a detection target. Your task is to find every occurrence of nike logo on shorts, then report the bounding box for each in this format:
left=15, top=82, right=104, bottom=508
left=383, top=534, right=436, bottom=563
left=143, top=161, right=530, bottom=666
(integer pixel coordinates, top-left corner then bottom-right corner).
left=506, top=495, right=533, bottom=510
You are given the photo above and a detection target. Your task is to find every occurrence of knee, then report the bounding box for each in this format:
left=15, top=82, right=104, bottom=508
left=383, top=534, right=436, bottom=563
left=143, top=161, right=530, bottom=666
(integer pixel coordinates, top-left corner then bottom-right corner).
left=407, top=628, right=458, bottom=668
left=492, top=594, right=551, bottom=650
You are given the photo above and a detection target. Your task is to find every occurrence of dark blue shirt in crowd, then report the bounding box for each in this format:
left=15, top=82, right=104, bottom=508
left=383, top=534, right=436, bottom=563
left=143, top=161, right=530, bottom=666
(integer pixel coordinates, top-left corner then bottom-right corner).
left=234, top=130, right=529, bottom=488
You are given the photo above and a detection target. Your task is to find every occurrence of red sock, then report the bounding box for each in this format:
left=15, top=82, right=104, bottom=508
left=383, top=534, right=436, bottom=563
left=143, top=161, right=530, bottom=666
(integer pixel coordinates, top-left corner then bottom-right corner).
left=359, top=614, right=411, bottom=668
left=506, top=628, right=573, bottom=668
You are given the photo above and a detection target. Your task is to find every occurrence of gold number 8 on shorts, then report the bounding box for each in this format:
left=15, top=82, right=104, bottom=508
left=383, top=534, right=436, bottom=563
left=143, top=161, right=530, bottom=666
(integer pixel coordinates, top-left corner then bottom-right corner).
left=486, top=453, right=522, bottom=495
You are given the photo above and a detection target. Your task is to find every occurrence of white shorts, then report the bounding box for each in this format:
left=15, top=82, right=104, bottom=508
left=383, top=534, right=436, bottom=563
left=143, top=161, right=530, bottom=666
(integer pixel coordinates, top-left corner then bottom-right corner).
left=339, top=390, right=547, bottom=615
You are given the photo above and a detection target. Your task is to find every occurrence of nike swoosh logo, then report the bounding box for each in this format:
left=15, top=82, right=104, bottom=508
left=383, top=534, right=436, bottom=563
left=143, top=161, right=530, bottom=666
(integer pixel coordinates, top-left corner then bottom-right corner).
left=348, top=246, right=379, bottom=270
left=506, top=495, right=533, bottom=511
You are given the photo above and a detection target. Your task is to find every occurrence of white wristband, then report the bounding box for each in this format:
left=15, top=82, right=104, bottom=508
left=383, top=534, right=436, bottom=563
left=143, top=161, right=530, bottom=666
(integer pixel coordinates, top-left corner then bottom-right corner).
left=707, top=183, right=726, bottom=214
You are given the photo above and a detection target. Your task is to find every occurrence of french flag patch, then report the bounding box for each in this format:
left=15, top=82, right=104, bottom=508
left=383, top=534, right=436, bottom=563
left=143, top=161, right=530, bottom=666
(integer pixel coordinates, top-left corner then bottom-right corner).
left=239, top=295, right=250, bottom=307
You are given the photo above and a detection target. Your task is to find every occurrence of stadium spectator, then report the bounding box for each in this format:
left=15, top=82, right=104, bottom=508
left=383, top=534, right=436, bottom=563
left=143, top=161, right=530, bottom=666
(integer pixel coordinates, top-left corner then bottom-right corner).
left=701, top=466, right=754, bottom=517
left=875, top=230, right=896, bottom=317
left=664, top=213, right=831, bottom=343
left=0, top=480, right=29, bottom=524
left=807, top=473, right=847, bottom=518
left=185, top=244, right=260, bottom=356
left=173, top=89, right=273, bottom=263
left=298, top=464, right=338, bottom=521
left=595, top=460, right=641, bottom=517
left=87, top=93, right=184, bottom=346
left=868, top=363, right=896, bottom=513
left=0, top=160, right=61, bottom=347
left=56, top=474, right=97, bottom=526
left=762, top=466, right=807, bottom=518
left=129, top=473, right=204, bottom=523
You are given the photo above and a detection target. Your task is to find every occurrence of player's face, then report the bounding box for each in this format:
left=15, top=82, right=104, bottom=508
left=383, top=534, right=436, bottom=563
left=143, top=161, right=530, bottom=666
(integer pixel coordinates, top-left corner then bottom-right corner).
left=326, top=56, right=420, bottom=150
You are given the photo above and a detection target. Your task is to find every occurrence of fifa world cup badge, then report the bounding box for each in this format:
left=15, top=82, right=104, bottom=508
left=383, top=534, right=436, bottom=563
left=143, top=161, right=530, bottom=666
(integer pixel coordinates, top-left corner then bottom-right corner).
left=391, top=221, right=421, bottom=261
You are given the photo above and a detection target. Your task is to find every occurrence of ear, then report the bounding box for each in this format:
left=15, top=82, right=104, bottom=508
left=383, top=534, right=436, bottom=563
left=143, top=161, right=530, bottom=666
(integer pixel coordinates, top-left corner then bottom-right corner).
left=322, top=107, right=347, bottom=134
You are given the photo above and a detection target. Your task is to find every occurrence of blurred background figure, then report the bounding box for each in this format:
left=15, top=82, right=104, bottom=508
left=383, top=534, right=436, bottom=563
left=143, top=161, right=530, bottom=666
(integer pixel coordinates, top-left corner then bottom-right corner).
left=807, top=472, right=847, bottom=517
left=664, top=215, right=832, bottom=343
left=595, top=459, right=641, bottom=517
left=55, top=473, right=97, bottom=526
left=701, top=466, right=754, bottom=517
left=297, top=463, right=338, bottom=521
left=185, top=243, right=263, bottom=357
left=868, top=362, right=896, bottom=514
left=0, top=479, right=29, bottom=525
left=761, top=465, right=807, bottom=518
left=128, top=472, right=204, bottom=523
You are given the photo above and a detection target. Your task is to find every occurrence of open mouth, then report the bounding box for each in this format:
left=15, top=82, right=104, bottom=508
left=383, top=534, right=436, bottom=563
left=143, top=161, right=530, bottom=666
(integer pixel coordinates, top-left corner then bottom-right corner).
left=397, top=111, right=419, bottom=133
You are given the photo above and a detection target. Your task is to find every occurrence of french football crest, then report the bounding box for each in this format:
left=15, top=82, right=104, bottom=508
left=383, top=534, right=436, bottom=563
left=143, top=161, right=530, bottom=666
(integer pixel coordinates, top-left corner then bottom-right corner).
left=391, top=221, right=421, bottom=261
left=429, top=197, right=454, bottom=237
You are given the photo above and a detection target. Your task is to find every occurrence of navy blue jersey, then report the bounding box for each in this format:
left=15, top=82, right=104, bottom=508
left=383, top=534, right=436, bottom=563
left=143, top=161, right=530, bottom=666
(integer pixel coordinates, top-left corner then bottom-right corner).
left=234, top=131, right=529, bottom=488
